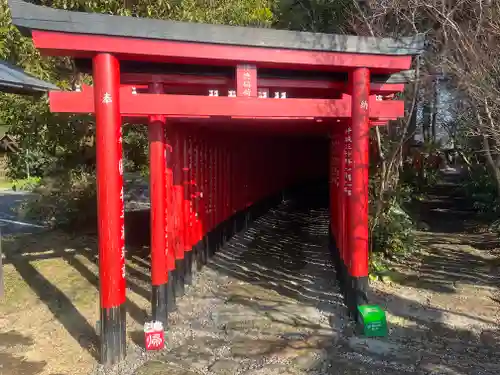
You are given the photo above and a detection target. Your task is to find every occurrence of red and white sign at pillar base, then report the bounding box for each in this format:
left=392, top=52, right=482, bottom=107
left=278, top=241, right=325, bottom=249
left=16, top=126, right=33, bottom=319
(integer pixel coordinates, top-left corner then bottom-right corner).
left=344, top=127, right=353, bottom=197
left=144, top=321, right=165, bottom=351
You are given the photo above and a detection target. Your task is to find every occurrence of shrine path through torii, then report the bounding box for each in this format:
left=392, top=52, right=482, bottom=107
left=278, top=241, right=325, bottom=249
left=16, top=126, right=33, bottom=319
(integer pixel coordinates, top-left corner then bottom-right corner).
left=7, top=0, right=426, bottom=368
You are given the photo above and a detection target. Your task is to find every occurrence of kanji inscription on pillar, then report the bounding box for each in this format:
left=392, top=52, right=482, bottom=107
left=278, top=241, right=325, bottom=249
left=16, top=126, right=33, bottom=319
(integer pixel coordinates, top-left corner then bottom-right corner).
left=102, top=92, right=112, bottom=104
left=344, top=127, right=353, bottom=196
left=331, top=137, right=340, bottom=187
left=118, top=155, right=126, bottom=280
left=360, top=99, right=368, bottom=110
left=347, top=67, right=370, bottom=279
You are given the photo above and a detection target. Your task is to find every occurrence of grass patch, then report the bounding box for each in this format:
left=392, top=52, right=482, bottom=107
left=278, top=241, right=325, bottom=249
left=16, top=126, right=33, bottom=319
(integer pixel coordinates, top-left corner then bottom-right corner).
left=0, top=178, right=13, bottom=189
left=0, top=231, right=151, bottom=375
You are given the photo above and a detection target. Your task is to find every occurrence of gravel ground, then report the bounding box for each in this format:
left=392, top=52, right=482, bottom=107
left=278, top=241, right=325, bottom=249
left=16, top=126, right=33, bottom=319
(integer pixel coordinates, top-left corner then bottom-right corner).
left=90, top=178, right=500, bottom=375
left=92, top=194, right=348, bottom=375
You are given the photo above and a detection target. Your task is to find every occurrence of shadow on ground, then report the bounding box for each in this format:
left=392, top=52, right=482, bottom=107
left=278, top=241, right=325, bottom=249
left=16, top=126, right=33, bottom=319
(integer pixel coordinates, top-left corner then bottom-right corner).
left=325, top=173, right=500, bottom=374
left=2, top=177, right=500, bottom=374
left=393, top=172, right=500, bottom=295
left=208, top=185, right=345, bottom=316
left=0, top=331, right=46, bottom=375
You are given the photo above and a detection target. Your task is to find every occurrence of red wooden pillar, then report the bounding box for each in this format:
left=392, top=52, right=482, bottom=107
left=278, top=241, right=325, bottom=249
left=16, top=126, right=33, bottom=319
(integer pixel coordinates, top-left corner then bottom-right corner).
left=226, top=138, right=232, bottom=229
left=221, top=138, right=229, bottom=240
left=233, top=138, right=242, bottom=231
left=217, top=137, right=224, bottom=244
left=192, top=133, right=205, bottom=268
left=248, top=139, right=254, bottom=208
left=221, top=136, right=229, bottom=239
left=205, top=134, right=214, bottom=256
left=236, top=64, right=257, bottom=228
left=188, top=134, right=199, bottom=266
left=235, top=141, right=240, bottom=217
left=242, top=139, right=249, bottom=226
left=182, top=133, right=193, bottom=285
left=93, top=53, right=126, bottom=365
left=148, top=83, right=169, bottom=326
left=332, top=128, right=348, bottom=292
left=164, top=126, right=177, bottom=311
left=235, top=139, right=241, bottom=213
left=208, top=134, right=217, bottom=255
left=245, top=140, right=252, bottom=227
left=207, top=136, right=213, bottom=233
left=259, top=142, right=265, bottom=201
left=329, top=131, right=340, bottom=278
left=197, top=133, right=208, bottom=264
left=346, top=67, right=370, bottom=315
left=171, top=129, right=186, bottom=296
left=229, top=138, right=236, bottom=232
left=215, top=138, right=221, bottom=243
left=225, top=140, right=231, bottom=221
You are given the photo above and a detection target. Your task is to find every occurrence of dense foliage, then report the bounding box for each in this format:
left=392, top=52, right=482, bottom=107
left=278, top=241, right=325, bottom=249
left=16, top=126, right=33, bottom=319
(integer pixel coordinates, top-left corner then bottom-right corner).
left=0, top=0, right=278, bottom=181
left=1, top=0, right=279, bottom=228
left=4, top=0, right=493, bottom=274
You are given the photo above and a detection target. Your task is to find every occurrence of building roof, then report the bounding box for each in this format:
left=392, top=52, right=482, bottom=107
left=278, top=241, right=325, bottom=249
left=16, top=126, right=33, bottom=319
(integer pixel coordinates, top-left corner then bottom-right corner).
left=0, top=60, right=59, bottom=95
left=8, top=0, right=425, bottom=56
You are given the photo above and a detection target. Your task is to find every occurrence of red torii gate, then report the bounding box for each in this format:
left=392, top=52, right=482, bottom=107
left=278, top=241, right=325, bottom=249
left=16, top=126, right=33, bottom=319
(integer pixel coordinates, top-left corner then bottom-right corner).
left=9, top=0, right=424, bottom=366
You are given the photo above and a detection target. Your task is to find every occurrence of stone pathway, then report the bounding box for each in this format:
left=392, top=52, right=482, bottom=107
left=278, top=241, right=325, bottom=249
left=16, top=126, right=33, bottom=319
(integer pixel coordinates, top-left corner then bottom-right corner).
left=369, top=176, right=500, bottom=375
left=130, top=196, right=347, bottom=375
left=98, top=179, right=500, bottom=375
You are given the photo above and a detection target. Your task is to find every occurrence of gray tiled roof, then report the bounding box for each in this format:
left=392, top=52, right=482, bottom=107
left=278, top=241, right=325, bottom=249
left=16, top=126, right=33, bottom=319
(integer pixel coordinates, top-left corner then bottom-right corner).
left=0, top=60, right=59, bottom=95
left=8, top=0, right=425, bottom=56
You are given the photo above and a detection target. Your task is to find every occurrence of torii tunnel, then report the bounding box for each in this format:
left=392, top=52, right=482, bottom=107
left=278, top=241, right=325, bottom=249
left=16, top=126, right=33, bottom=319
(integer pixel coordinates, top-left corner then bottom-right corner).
left=9, top=0, right=425, bottom=366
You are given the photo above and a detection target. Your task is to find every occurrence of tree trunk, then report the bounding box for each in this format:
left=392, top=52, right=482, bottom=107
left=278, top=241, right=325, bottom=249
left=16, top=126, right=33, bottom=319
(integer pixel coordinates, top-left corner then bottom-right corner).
left=422, top=99, right=431, bottom=142
left=482, top=134, right=500, bottom=197
left=431, top=78, right=438, bottom=142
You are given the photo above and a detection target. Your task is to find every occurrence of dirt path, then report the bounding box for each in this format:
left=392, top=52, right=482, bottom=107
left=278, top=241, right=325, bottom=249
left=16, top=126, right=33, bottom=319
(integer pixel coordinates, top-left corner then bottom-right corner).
left=1, top=177, right=498, bottom=375
left=128, top=196, right=344, bottom=375
left=370, top=175, right=500, bottom=374
left=130, top=179, right=500, bottom=375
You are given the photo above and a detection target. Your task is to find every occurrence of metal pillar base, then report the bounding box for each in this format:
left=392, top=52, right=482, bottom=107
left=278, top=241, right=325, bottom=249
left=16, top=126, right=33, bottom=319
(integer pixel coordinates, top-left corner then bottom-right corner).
left=184, top=250, right=193, bottom=286
left=174, top=258, right=185, bottom=297
left=100, top=304, right=126, bottom=366
left=151, top=283, right=169, bottom=327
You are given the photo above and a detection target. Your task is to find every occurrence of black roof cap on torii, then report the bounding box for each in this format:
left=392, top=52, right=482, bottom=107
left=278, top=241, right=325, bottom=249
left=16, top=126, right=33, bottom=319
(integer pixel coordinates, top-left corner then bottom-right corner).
left=0, top=59, right=59, bottom=95
left=8, top=0, right=425, bottom=56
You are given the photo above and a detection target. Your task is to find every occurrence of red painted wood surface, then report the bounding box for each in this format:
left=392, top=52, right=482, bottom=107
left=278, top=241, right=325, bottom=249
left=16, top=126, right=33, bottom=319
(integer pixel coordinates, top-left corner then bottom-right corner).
left=49, top=90, right=404, bottom=123
left=164, top=127, right=176, bottom=272
left=172, top=129, right=186, bottom=262
left=148, top=82, right=168, bottom=287
left=93, top=53, right=126, bottom=308
left=346, top=68, right=370, bottom=278
left=120, top=73, right=405, bottom=95
left=236, top=64, right=258, bottom=97
left=32, top=30, right=412, bottom=72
